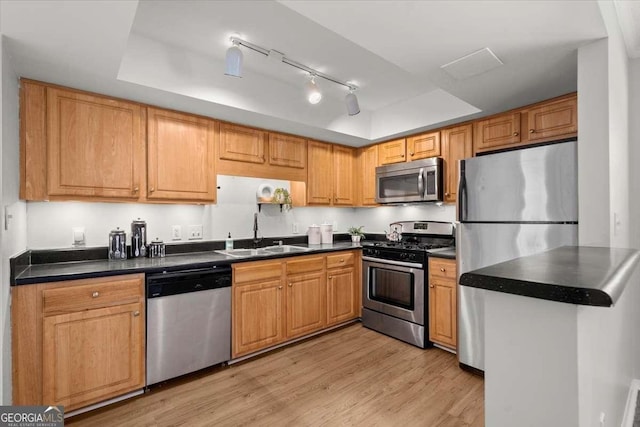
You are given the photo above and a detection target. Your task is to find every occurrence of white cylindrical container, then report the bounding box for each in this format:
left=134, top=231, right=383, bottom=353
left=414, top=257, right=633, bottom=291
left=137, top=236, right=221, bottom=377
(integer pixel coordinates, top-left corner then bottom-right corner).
left=308, top=225, right=321, bottom=245
left=320, top=223, right=333, bottom=244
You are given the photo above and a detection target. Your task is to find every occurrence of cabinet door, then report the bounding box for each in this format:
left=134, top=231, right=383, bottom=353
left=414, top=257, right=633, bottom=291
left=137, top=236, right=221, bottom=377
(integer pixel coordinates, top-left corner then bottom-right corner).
left=233, top=279, right=284, bottom=357
left=473, top=112, right=521, bottom=154
left=407, top=131, right=440, bottom=161
left=47, top=88, right=144, bottom=199
left=359, top=145, right=378, bottom=206
left=307, top=141, right=334, bottom=205
left=327, top=266, right=358, bottom=326
left=286, top=271, right=326, bottom=339
left=334, top=145, right=355, bottom=206
left=42, top=302, right=144, bottom=411
left=378, top=138, right=407, bottom=164
left=147, top=108, right=216, bottom=202
left=441, top=124, right=472, bottom=204
left=525, top=97, right=577, bottom=142
left=219, top=123, right=266, bottom=164
left=268, top=133, right=306, bottom=169
left=429, top=277, right=457, bottom=349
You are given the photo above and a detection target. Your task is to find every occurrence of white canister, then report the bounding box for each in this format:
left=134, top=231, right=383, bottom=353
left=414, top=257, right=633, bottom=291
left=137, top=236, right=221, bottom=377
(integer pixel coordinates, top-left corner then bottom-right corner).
left=320, top=223, right=333, bottom=244
left=308, top=225, right=321, bottom=245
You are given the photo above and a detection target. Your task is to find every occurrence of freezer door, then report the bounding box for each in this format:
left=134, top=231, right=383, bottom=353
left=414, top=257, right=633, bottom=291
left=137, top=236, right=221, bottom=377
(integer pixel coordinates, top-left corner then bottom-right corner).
left=456, top=223, right=578, bottom=371
left=459, top=141, right=578, bottom=222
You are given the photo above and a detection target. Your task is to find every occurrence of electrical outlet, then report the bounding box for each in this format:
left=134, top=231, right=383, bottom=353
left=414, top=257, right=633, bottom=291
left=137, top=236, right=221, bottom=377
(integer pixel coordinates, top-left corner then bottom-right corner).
left=171, top=225, right=182, bottom=241
left=293, top=222, right=299, bottom=234
left=72, top=227, right=85, bottom=246
left=188, top=225, right=203, bottom=240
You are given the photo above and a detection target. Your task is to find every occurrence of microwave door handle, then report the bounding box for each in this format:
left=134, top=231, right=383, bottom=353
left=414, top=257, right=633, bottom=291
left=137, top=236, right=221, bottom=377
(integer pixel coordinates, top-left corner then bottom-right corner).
left=418, top=168, right=425, bottom=198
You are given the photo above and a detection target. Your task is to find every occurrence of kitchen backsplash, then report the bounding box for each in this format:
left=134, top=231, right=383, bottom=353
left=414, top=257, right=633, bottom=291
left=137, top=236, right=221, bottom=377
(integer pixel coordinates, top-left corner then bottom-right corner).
left=26, top=175, right=456, bottom=249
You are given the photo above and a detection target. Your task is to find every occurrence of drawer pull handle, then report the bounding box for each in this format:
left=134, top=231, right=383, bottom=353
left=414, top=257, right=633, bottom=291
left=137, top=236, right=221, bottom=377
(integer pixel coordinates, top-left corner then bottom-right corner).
left=440, top=267, right=446, bottom=272
left=133, top=311, right=140, bottom=317
left=92, top=291, right=100, bottom=298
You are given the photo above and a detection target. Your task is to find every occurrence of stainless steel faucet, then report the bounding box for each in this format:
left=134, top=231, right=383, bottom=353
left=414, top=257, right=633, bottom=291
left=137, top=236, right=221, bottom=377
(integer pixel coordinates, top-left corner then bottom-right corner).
left=252, top=213, right=262, bottom=248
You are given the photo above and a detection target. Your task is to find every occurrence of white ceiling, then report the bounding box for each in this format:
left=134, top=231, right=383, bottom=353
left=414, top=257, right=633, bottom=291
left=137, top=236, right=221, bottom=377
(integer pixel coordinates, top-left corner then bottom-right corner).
left=0, top=1, right=614, bottom=146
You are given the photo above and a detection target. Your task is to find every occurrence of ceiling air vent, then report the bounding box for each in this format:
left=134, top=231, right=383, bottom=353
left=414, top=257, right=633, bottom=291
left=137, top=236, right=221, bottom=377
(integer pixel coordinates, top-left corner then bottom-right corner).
left=441, top=47, right=503, bottom=80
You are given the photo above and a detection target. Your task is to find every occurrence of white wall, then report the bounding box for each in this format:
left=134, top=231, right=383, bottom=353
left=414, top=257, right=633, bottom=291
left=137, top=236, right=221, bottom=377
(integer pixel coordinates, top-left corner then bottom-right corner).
left=26, top=175, right=457, bottom=249
left=1, top=33, right=29, bottom=403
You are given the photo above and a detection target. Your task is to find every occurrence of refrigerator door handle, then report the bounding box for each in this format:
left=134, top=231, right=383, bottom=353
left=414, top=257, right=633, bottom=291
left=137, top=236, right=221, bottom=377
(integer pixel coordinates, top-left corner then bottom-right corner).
left=418, top=168, right=424, bottom=198
left=457, top=159, right=467, bottom=221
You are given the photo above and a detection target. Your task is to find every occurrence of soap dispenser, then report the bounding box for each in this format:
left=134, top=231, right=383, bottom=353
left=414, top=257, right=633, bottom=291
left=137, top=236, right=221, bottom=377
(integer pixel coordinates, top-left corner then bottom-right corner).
left=225, top=232, right=234, bottom=250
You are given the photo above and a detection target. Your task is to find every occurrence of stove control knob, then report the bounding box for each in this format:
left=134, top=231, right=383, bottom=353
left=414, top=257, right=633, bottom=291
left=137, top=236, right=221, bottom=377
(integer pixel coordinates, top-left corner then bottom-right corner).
left=374, top=250, right=381, bottom=256
left=408, top=253, right=416, bottom=261
left=400, top=253, right=407, bottom=259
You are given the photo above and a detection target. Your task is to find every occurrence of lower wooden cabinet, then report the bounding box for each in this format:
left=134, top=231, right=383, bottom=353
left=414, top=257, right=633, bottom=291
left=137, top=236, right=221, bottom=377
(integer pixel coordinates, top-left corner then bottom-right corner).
left=428, top=258, right=457, bottom=350
left=232, top=251, right=361, bottom=358
left=12, top=274, right=145, bottom=412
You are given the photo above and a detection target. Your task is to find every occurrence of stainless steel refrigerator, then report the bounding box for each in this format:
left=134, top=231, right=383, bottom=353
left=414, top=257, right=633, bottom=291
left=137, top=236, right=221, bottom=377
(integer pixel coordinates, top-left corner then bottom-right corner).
left=456, top=140, right=578, bottom=373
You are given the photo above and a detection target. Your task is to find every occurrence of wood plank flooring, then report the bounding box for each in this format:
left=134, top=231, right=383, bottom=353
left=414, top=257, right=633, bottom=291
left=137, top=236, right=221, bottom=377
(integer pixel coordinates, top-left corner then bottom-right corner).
left=67, top=323, right=484, bottom=426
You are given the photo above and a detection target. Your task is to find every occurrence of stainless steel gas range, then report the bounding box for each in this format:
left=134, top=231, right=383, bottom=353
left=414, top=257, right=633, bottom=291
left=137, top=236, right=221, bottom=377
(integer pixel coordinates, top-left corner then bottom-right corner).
left=361, top=221, right=455, bottom=348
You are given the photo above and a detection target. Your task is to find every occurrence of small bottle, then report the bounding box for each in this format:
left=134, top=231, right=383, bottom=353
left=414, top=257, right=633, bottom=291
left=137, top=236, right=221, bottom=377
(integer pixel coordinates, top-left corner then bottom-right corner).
left=225, top=232, right=234, bottom=250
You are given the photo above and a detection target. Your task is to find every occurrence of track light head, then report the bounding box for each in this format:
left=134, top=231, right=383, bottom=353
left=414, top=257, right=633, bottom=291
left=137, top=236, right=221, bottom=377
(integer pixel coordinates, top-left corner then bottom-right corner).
left=345, top=89, right=360, bottom=116
left=225, top=39, right=243, bottom=78
left=306, top=75, right=322, bottom=105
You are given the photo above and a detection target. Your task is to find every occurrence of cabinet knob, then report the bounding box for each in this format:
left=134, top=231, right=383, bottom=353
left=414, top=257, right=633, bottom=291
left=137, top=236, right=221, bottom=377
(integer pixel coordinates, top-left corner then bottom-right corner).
left=278, top=286, right=283, bottom=290
left=340, top=259, right=344, bottom=262
left=328, top=276, right=332, bottom=279
left=445, top=192, right=450, bottom=197
left=440, top=267, right=446, bottom=272
left=92, top=291, right=100, bottom=298
left=149, top=187, right=155, bottom=192
left=401, top=154, right=405, bottom=158
left=430, top=284, right=434, bottom=288
left=133, top=186, right=139, bottom=194
left=410, top=152, right=414, bottom=156
left=513, top=132, right=519, bottom=137
left=133, top=311, right=140, bottom=317
left=529, top=129, right=535, bottom=134
left=288, top=283, right=292, bottom=287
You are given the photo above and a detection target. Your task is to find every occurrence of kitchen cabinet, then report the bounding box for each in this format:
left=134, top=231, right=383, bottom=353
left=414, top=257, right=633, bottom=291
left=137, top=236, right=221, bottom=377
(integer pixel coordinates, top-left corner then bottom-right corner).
left=46, top=86, right=145, bottom=201
left=147, top=108, right=217, bottom=202
left=326, top=252, right=360, bottom=326
left=473, top=93, right=577, bottom=154
left=307, top=141, right=355, bottom=206
left=285, top=256, right=326, bottom=339
left=378, top=138, right=407, bottom=165
left=232, top=260, right=284, bottom=358
left=232, top=251, right=360, bottom=358
left=428, top=258, right=457, bottom=350
left=407, top=131, right=441, bottom=160
left=441, top=124, right=473, bottom=204
left=12, top=274, right=145, bottom=411
left=217, top=124, right=307, bottom=181
left=357, top=145, right=379, bottom=206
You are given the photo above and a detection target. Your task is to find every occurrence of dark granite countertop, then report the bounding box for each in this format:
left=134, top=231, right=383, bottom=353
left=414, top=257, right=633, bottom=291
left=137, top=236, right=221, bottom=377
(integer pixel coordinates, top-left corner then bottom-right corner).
left=13, top=242, right=361, bottom=286
left=427, top=247, right=456, bottom=259
left=459, top=246, right=640, bottom=307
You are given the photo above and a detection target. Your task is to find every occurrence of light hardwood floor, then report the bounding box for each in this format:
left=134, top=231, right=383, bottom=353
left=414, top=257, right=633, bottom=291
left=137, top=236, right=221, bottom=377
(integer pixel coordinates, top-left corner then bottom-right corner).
left=67, top=323, right=484, bottom=426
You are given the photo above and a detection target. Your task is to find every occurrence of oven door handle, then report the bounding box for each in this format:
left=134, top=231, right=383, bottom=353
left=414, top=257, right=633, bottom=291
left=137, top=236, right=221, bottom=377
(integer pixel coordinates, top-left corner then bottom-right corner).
left=362, top=256, right=422, bottom=269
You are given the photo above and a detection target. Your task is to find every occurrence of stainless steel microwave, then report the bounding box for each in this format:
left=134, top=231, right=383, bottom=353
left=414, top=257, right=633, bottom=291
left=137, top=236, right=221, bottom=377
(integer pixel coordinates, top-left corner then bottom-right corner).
left=375, top=157, right=443, bottom=204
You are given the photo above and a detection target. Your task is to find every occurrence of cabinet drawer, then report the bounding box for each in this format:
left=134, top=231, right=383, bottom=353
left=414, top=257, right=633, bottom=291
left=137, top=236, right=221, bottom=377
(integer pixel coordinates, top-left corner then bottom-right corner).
left=43, top=275, right=143, bottom=315
left=429, top=258, right=456, bottom=280
left=326, top=252, right=355, bottom=269
left=286, top=256, right=325, bottom=275
left=234, top=260, right=282, bottom=284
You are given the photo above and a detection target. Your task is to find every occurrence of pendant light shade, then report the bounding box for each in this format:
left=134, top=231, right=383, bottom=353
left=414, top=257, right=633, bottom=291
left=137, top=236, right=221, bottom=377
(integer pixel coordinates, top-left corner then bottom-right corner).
left=345, top=90, right=360, bottom=116
left=225, top=41, right=243, bottom=78
left=306, top=76, right=322, bottom=104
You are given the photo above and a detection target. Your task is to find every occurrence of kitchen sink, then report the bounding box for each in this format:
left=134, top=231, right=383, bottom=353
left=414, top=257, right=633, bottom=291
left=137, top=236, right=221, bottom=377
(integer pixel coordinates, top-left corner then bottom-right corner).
left=216, top=245, right=309, bottom=258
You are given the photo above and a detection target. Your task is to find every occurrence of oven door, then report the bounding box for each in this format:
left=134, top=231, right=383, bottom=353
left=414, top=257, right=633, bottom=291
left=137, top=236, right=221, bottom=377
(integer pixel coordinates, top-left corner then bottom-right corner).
left=362, top=257, right=425, bottom=325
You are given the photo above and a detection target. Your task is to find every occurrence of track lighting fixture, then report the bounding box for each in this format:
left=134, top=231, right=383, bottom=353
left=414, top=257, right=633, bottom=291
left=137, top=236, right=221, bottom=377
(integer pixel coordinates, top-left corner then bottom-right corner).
left=225, top=36, right=359, bottom=115
left=224, top=39, right=243, bottom=78
left=306, top=75, right=322, bottom=104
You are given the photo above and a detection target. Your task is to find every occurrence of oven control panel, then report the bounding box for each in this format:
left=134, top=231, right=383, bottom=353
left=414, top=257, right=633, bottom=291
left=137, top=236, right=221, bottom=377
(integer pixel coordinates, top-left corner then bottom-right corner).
left=362, top=247, right=426, bottom=265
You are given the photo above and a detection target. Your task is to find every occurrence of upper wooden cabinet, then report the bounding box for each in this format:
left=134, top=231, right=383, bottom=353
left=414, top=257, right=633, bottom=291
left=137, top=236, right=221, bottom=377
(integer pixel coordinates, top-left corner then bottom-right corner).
left=442, top=124, right=472, bottom=204
left=473, top=93, right=577, bottom=155
left=378, top=138, right=406, bottom=165
left=473, top=112, right=521, bottom=153
left=217, top=124, right=307, bottom=181
left=147, top=108, right=217, bottom=202
left=307, top=141, right=355, bottom=206
left=357, top=145, right=379, bottom=206
left=46, top=87, right=145, bottom=200
left=407, top=131, right=440, bottom=160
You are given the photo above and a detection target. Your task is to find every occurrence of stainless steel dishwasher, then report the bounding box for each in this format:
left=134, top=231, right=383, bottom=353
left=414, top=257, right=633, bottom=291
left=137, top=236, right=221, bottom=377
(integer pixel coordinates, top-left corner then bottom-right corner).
left=146, top=265, right=231, bottom=386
